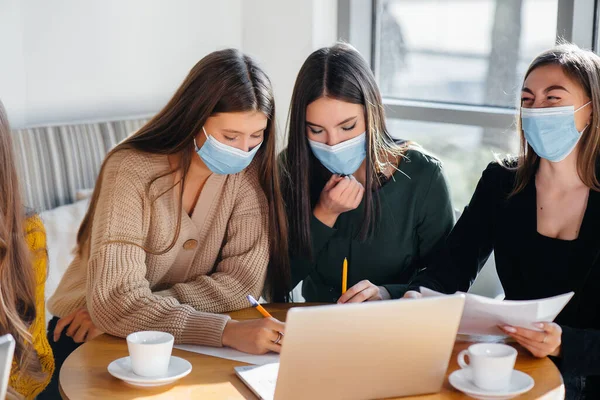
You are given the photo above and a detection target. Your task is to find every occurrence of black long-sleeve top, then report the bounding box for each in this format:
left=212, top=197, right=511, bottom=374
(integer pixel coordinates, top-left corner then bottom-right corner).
left=408, top=162, right=600, bottom=398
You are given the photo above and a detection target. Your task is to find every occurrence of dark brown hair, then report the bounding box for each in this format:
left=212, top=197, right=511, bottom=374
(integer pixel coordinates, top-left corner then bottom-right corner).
left=511, top=43, right=600, bottom=195
left=77, top=49, right=290, bottom=301
left=282, top=42, right=406, bottom=258
left=0, top=100, right=44, bottom=381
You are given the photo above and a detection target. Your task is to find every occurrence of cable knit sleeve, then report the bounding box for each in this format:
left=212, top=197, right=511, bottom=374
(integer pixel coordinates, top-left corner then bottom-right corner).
left=156, top=164, right=270, bottom=312
left=85, top=152, right=230, bottom=347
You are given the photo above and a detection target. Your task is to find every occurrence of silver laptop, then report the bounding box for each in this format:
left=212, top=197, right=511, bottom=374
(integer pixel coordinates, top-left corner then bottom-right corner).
left=0, top=334, right=15, bottom=400
left=236, top=295, right=465, bottom=400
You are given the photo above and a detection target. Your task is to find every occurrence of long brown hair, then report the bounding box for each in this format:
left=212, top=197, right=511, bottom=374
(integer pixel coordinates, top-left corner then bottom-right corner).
left=77, top=49, right=290, bottom=301
left=511, top=43, right=600, bottom=195
left=0, top=101, right=43, bottom=380
left=283, top=42, right=406, bottom=258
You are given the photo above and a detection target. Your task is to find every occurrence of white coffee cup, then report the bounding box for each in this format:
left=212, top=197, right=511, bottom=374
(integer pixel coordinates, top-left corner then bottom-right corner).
left=457, top=343, right=517, bottom=391
left=126, top=331, right=174, bottom=377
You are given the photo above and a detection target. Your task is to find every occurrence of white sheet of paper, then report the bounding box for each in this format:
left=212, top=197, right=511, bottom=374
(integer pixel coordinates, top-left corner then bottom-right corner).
left=420, top=287, right=574, bottom=336
left=175, top=344, right=280, bottom=365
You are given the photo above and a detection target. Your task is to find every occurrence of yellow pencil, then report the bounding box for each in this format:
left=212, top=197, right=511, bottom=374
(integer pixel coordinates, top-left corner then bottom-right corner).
left=342, top=257, right=348, bottom=294
left=247, top=294, right=273, bottom=318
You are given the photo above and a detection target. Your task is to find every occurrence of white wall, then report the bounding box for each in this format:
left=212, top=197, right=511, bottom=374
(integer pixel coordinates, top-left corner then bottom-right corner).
left=0, top=0, right=243, bottom=128
left=0, top=0, right=337, bottom=130
left=242, top=0, right=338, bottom=138
left=0, top=0, right=27, bottom=127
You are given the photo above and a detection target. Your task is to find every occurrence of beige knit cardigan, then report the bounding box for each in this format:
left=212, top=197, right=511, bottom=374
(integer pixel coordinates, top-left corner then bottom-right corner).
left=47, top=149, right=269, bottom=346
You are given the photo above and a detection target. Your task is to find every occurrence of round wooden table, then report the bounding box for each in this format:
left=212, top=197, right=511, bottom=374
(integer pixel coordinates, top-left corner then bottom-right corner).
left=60, top=304, right=565, bottom=399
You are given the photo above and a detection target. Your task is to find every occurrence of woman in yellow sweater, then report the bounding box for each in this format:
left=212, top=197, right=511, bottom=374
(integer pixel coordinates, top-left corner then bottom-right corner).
left=43, top=49, right=289, bottom=398
left=0, top=101, right=54, bottom=399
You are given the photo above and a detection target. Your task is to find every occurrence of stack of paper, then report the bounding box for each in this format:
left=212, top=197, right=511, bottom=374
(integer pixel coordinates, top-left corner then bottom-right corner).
left=420, top=287, right=574, bottom=336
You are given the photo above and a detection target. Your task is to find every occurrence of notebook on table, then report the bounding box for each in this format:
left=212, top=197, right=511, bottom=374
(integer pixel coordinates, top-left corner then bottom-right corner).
left=235, top=363, right=279, bottom=400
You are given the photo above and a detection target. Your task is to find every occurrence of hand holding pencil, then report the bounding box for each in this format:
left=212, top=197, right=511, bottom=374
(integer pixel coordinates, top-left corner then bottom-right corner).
left=247, top=294, right=285, bottom=348
left=221, top=295, right=285, bottom=354
left=338, top=257, right=391, bottom=303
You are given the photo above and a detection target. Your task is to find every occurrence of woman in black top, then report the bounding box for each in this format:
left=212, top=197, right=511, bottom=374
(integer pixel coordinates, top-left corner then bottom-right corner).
left=407, top=44, right=600, bottom=399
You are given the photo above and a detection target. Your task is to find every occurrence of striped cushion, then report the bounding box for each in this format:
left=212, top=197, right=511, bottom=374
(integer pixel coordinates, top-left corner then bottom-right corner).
left=11, top=117, right=149, bottom=212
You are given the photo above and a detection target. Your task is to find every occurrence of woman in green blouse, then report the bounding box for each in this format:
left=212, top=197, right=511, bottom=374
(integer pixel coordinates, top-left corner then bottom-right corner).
left=281, top=43, right=455, bottom=303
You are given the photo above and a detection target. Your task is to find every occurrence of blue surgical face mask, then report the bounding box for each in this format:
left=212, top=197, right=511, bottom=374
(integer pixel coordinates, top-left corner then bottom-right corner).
left=521, top=102, right=591, bottom=162
left=308, top=132, right=366, bottom=175
left=196, top=127, right=262, bottom=175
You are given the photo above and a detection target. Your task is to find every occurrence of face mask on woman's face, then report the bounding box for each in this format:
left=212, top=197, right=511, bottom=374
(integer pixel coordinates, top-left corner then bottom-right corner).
left=308, top=132, right=366, bottom=175
left=196, top=127, right=262, bottom=175
left=521, top=101, right=591, bottom=162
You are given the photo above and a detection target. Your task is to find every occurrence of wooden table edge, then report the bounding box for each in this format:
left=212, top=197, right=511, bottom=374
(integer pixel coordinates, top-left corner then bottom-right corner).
left=58, top=303, right=566, bottom=400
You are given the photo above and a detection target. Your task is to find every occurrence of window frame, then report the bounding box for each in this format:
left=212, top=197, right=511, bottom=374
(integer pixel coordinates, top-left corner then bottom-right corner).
left=338, top=0, right=598, bottom=129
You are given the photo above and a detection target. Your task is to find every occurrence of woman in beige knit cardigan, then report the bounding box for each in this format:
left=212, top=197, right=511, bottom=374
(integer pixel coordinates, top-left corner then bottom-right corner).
left=40, top=49, right=290, bottom=398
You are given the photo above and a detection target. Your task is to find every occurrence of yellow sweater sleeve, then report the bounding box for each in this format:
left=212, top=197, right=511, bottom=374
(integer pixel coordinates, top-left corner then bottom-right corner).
left=9, top=215, right=55, bottom=399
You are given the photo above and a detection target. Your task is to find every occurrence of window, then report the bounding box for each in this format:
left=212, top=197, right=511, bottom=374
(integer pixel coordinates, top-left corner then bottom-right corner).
left=375, top=0, right=559, bottom=108
left=338, top=0, right=597, bottom=207
left=387, top=120, right=518, bottom=208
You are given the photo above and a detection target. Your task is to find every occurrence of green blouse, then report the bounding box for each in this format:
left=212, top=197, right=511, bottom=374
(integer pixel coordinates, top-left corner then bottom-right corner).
left=290, top=148, right=455, bottom=302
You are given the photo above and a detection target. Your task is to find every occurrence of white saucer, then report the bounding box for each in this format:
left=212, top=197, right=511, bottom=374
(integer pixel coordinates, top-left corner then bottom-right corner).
left=107, top=356, right=192, bottom=387
left=449, top=369, right=534, bottom=400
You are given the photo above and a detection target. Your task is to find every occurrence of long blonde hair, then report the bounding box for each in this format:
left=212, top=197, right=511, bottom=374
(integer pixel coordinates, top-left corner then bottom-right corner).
left=0, top=101, right=43, bottom=380
left=511, top=43, right=600, bottom=195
